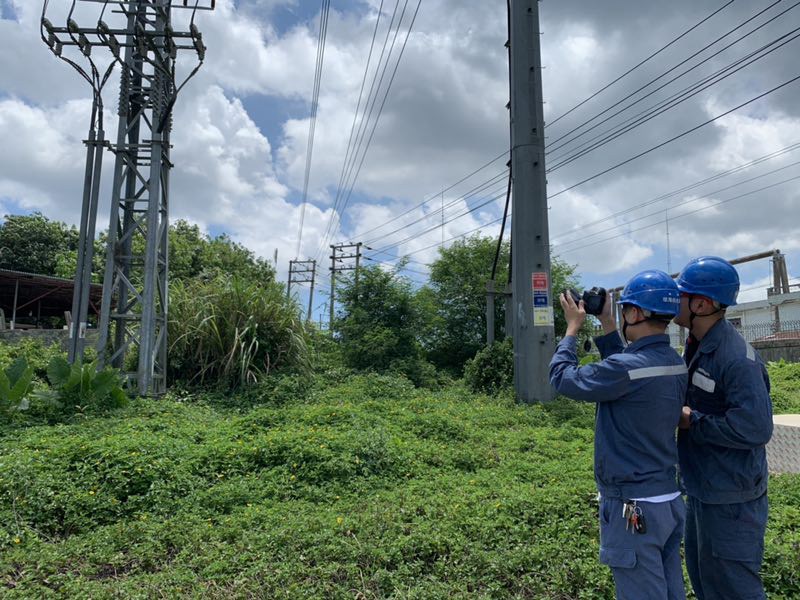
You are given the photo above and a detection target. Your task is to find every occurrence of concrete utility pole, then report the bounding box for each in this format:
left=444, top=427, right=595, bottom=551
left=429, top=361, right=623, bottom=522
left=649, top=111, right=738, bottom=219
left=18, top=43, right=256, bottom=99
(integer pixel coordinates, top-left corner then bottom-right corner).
left=328, top=242, right=362, bottom=331
left=287, top=259, right=317, bottom=323
left=509, top=0, right=555, bottom=403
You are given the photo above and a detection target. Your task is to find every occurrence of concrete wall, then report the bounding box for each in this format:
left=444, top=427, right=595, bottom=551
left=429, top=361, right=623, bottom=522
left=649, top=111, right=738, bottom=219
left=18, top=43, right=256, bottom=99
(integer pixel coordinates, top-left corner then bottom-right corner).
left=752, top=339, right=800, bottom=363
left=0, top=329, right=100, bottom=351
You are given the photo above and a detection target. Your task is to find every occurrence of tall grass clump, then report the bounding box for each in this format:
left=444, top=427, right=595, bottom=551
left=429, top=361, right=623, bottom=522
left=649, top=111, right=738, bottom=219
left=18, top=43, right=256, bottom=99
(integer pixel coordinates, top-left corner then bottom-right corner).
left=168, top=275, right=311, bottom=388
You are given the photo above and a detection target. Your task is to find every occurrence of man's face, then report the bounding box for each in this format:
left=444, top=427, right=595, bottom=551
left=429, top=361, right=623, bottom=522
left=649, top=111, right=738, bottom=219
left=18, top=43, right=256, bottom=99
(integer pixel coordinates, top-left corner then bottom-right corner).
left=674, top=293, right=692, bottom=328
left=674, top=293, right=715, bottom=327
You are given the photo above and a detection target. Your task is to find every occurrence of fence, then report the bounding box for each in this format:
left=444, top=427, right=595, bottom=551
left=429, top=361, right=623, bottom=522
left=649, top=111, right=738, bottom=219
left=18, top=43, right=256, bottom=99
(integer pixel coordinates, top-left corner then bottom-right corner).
left=587, top=319, right=800, bottom=350
left=734, top=319, right=800, bottom=342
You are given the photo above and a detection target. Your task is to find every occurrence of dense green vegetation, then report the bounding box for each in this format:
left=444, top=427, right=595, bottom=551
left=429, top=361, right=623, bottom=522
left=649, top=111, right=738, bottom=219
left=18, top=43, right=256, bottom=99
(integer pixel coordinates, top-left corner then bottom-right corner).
left=769, top=360, right=800, bottom=414
left=1, top=372, right=798, bottom=598
left=168, top=275, right=310, bottom=388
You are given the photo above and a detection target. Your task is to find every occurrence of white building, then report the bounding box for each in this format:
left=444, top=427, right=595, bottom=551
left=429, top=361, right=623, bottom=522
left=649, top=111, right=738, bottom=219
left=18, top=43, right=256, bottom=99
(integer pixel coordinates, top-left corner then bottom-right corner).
left=725, top=291, right=800, bottom=341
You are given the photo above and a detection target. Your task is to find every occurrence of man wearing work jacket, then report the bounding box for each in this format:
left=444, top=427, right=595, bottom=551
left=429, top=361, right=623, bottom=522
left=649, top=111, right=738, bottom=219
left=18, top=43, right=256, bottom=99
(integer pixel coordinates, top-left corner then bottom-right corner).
left=674, top=256, right=773, bottom=600
left=550, top=270, right=688, bottom=600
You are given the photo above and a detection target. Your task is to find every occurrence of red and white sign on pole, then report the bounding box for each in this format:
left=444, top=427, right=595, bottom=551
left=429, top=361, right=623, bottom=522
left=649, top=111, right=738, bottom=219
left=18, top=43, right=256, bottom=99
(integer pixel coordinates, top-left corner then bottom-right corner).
left=531, top=272, right=554, bottom=326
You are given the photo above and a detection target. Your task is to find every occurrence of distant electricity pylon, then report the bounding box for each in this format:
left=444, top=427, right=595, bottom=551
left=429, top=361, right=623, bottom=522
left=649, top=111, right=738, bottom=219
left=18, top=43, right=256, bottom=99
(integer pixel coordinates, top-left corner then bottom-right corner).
left=41, top=0, right=214, bottom=395
left=287, top=259, right=317, bottom=323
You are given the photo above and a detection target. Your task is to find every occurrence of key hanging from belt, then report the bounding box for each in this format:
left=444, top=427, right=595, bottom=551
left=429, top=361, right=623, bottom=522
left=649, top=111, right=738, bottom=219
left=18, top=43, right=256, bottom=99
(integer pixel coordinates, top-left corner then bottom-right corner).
left=622, top=501, right=647, bottom=534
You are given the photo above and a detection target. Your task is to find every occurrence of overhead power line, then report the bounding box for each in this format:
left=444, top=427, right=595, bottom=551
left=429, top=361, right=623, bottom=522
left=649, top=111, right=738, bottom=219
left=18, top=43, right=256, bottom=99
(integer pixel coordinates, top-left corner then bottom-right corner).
left=546, top=0, right=735, bottom=130
left=549, top=73, right=800, bottom=200
left=373, top=140, right=800, bottom=268
left=322, top=0, right=386, bottom=246
left=315, top=0, right=423, bottom=263
left=325, top=2, right=750, bottom=258
left=325, top=0, right=423, bottom=253
left=344, top=150, right=508, bottom=242
left=546, top=5, right=800, bottom=168
left=367, top=187, right=508, bottom=255
left=556, top=165, right=800, bottom=250
left=361, top=169, right=508, bottom=246
left=557, top=173, right=800, bottom=255
left=545, top=0, right=788, bottom=152
left=552, top=141, right=800, bottom=244
left=295, top=0, right=331, bottom=258
left=314, top=0, right=405, bottom=262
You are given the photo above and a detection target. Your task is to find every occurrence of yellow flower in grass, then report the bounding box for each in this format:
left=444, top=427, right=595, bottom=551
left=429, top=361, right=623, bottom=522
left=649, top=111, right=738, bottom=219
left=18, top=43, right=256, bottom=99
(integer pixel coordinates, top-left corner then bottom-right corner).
left=13, top=537, right=21, bottom=544
left=336, top=517, right=343, bottom=525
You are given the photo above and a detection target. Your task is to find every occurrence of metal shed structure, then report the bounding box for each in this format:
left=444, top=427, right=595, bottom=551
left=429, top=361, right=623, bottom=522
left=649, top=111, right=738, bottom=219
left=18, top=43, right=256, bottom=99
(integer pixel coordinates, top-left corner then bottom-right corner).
left=0, top=269, right=103, bottom=329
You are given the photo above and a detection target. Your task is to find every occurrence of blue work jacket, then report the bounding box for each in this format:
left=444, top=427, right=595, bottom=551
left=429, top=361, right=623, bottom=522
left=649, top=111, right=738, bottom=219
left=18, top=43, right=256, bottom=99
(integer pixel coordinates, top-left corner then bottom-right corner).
left=678, top=319, right=773, bottom=504
left=550, top=332, right=687, bottom=499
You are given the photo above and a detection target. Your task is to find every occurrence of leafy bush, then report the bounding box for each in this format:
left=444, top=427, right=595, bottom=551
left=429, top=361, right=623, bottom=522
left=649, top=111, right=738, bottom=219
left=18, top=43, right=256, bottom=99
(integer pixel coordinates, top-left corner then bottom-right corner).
left=0, top=339, right=66, bottom=382
left=0, top=357, right=33, bottom=421
left=768, top=360, right=800, bottom=414
left=31, top=356, right=127, bottom=421
left=168, top=275, right=311, bottom=388
left=388, top=355, right=443, bottom=389
left=463, top=338, right=513, bottom=394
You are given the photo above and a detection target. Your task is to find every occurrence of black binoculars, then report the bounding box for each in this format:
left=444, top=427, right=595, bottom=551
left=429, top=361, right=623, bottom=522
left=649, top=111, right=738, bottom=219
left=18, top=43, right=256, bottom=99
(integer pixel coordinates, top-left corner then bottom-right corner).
left=564, top=287, right=608, bottom=316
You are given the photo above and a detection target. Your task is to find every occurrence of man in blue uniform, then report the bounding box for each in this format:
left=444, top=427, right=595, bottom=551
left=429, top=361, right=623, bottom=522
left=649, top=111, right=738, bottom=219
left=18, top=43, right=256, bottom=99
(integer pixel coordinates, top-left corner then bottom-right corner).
left=674, top=256, right=773, bottom=600
left=550, top=270, right=687, bottom=600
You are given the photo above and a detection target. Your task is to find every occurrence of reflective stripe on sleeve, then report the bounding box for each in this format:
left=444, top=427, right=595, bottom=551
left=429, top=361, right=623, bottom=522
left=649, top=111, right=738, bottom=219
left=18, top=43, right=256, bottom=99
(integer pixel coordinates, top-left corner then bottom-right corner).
left=628, top=364, right=688, bottom=380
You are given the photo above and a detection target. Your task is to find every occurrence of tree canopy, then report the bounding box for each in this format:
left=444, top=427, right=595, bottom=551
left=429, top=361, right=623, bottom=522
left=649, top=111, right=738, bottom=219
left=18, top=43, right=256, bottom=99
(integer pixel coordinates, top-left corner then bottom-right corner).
left=420, top=235, right=580, bottom=373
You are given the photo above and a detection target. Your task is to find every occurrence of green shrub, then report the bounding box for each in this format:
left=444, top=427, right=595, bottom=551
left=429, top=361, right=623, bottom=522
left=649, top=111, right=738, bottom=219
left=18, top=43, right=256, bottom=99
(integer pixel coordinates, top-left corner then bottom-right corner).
left=388, top=355, right=443, bottom=389
left=463, top=338, right=513, bottom=394
left=0, top=357, right=33, bottom=421
left=168, top=275, right=311, bottom=388
left=0, top=338, right=66, bottom=382
left=31, top=356, right=127, bottom=421
left=768, top=360, right=800, bottom=414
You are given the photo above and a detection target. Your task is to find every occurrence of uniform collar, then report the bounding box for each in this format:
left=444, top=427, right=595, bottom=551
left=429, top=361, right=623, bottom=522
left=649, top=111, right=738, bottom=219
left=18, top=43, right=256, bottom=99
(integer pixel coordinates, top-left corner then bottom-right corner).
left=624, top=333, right=671, bottom=353
left=695, top=318, right=727, bottom=354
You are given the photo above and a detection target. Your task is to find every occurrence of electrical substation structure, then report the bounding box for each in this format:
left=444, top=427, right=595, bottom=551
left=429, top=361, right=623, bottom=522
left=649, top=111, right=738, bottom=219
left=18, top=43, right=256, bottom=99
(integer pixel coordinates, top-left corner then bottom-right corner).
left=41, top=0, right=214, bottom=395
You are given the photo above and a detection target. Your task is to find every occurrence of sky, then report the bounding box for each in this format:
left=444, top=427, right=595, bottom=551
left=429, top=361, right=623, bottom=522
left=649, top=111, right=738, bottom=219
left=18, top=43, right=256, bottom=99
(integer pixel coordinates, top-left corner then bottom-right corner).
left=1, top=0, right=799, bottom=324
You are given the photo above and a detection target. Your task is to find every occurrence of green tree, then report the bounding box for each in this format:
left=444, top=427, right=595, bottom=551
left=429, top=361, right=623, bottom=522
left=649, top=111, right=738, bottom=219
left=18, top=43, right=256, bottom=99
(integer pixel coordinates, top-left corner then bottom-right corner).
left=168, top=220, right=275, bottom=283
left=421, top=235, right=581, bottom=374
left=0, top=213, right=79, bottom=276
left=336, top=265, right=436, bottom=386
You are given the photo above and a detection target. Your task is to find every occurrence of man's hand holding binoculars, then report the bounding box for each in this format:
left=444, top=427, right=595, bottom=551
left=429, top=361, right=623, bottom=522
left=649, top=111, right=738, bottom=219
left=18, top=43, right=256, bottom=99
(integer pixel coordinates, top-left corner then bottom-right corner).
left=559, top=291, right=586, bottom=337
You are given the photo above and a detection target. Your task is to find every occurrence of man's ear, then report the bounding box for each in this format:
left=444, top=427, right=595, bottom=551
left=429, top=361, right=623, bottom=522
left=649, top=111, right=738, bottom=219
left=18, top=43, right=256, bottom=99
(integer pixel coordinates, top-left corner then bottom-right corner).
left=695, top=295, right=714, bottom=315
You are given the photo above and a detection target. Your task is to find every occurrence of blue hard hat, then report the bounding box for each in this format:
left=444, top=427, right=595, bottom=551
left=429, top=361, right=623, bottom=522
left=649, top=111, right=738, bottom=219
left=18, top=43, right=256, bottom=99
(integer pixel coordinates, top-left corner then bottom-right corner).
left=618, top=269, right=681, bottom=316
left=676, top=256, right=739, bottom=306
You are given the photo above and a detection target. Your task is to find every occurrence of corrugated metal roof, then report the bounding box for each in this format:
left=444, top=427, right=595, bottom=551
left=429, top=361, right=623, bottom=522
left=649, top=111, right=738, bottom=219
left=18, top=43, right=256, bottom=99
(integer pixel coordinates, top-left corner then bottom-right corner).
left=0, top=268, right=103, bottom=289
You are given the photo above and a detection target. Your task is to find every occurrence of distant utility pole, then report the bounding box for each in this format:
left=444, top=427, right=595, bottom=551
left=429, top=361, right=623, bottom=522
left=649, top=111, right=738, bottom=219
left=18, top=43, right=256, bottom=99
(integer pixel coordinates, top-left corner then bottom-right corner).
left=328, top=242, right=362, bottom=331
left=287, top=259, right=317, bottom=323
left=509, top=0, right=555, bottom=403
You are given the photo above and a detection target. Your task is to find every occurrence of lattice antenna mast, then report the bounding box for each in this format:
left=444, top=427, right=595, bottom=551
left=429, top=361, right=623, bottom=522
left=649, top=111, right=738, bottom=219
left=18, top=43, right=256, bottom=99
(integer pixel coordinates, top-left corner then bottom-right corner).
left=42, top=0, right=213, bottom=395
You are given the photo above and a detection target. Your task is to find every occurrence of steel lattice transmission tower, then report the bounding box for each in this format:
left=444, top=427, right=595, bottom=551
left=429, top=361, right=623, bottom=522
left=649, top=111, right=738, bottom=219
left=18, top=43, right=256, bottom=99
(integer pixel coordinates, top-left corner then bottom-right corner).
left=41, top=0, right=214, bottom=395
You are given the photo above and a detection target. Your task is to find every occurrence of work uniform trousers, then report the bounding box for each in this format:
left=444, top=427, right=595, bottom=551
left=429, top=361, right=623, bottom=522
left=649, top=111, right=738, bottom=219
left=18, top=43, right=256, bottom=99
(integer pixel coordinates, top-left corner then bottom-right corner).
left=599, top=496, right=686, bottom=600
left=685, top=493, right=768, bottom=600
